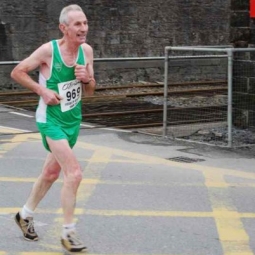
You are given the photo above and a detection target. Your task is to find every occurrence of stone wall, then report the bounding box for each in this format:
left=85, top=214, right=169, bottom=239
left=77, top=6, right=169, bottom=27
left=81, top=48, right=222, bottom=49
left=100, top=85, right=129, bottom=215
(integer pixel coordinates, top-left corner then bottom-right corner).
left=230, top=0, right=250, bottom=47
left=231, top=0, right=255, bottom=128
left=0, top=0, right=231, bottom=88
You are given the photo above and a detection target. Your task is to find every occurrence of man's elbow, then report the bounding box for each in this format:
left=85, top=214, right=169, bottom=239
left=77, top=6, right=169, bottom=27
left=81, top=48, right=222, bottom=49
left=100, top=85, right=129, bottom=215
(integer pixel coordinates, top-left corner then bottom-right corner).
left=10, top=68, right=19, bottom=81
left=10, top=69, right=16, bottom=80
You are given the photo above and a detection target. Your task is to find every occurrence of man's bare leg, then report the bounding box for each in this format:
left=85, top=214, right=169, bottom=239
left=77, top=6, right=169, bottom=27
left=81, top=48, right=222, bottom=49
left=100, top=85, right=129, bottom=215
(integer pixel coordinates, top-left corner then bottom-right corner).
left=15, top=153, right=61, bottom=241
left=46, top=137, right=86, bottom=252
left=25, top=153, right=61, bottom=211
left=46, top=138, right=82, bottom=225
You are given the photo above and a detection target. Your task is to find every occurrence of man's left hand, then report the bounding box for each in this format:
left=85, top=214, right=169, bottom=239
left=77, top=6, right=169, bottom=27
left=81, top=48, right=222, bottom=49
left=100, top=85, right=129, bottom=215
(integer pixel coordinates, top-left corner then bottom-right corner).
left=74, top=64, right=90, bottom=83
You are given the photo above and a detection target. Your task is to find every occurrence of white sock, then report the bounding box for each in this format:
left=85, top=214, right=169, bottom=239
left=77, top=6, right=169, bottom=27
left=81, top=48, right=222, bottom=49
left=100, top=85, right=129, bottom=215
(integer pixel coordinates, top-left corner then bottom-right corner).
left=62, top=223, right=76, bottom=239
left=20, top=205, right=34, bottom=219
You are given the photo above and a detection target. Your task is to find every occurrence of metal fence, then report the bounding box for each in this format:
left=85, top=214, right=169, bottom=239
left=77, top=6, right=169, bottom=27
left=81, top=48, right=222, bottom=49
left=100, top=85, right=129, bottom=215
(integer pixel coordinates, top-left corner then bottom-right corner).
left=2, top=49, right=255, bottom=148
left=163, top=46, right=255, bottom=148
left=0, top=57, right=166, bottom=89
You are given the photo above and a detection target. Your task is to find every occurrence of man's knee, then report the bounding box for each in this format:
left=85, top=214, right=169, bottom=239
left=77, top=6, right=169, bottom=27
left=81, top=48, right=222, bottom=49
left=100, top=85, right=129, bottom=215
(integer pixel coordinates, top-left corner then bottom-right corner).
left=74, top=170, right=83, bottom=184
left=64, top=167, right=83, bottom=186
left=43, top=168, right=60, bottom=183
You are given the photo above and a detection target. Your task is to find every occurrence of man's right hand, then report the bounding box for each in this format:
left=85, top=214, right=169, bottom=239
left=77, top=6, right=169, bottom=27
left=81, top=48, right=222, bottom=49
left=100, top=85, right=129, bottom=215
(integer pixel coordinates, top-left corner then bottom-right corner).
left=41, top=88, right=63, bottom=105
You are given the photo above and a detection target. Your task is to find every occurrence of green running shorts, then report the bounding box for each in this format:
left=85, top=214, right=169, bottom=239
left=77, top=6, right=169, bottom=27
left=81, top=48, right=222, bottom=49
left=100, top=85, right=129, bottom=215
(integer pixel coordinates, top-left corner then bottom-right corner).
left=36, top=122, right=80, bottom=152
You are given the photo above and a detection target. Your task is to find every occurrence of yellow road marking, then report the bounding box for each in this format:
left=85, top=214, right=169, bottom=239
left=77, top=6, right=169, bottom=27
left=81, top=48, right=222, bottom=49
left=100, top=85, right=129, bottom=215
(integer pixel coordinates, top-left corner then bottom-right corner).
left=76, top=141, right=255, bottom=181
left=204, top=172, right=253, bottom=255
left=0, top=132, right=38, bottom=159
left=41, top=147, right=113, bottom=251
left=2, top=176, right=255, bottom=190
left=0, top=177, right=103, bottom=185
left=2, top=207, right=255, bottom=218
left=20, top=253, right=183, bottom=255
left=84, top=210, right=255, bottom=218
left=20, top=253, right=62, bottom=255
left=1, top=134, right=255, bottom=182
left=2, top=134, right=255, bottom=255
left=1, top=133, right=255, bottom=181
left=0, top=177, right=39, bottom=182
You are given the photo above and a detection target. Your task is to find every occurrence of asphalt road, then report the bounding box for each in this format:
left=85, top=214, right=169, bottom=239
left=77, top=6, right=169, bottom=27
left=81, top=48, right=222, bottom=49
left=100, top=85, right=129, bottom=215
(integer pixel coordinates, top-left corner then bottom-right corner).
left=1, top=105, right=255, bottom=255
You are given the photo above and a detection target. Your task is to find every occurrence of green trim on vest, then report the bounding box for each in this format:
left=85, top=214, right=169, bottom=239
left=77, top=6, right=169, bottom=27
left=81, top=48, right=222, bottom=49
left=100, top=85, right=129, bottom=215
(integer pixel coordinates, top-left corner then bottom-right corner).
left=44, top=40, right=86, bottom=127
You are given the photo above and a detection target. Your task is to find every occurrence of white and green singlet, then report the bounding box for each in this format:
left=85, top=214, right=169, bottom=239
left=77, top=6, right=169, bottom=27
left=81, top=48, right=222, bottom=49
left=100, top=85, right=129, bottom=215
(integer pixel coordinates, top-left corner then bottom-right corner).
left=36, top=40, right=86, bottom=151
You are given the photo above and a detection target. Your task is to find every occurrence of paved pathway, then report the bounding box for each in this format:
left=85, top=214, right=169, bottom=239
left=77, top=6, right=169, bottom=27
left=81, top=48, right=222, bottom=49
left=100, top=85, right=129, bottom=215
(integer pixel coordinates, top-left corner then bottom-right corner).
left=1, top=106, right=255, bottom=255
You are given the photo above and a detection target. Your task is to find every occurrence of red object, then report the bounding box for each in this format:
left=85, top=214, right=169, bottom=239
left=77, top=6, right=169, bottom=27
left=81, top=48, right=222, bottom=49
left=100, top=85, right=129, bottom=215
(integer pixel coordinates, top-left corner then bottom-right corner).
left=251, top=0, right=255, bottom=18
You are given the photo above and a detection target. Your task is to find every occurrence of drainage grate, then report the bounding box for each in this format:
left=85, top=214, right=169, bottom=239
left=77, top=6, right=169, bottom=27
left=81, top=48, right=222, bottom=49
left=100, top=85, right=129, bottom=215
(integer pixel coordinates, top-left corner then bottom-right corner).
left=167, top=156, right=205, bottom=163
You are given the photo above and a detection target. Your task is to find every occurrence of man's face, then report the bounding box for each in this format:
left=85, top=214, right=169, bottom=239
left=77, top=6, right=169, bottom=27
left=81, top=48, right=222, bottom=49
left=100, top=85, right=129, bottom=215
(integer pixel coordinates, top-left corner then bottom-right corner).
left=63, top=10, right=88, bottom=44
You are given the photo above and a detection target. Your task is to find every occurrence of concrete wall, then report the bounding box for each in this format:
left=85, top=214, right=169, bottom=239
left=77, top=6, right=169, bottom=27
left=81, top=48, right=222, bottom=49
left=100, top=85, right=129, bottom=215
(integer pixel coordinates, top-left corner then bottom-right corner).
left=0, top=0, right=231, bottom=87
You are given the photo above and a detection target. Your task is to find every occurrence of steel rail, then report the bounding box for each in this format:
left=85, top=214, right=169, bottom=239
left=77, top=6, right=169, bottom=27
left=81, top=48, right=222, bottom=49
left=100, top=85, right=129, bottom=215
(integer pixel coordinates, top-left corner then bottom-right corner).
left=0, top=80, right=227, bottom=97
left=0, top=86, right=228, bottom=106
left=100, top=117, right=227, bottom=129
left=83, top=105, right=227, bottom=118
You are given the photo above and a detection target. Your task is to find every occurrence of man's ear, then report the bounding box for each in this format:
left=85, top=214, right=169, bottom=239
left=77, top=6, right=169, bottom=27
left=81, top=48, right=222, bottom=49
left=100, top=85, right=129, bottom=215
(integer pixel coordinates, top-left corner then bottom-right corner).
left=59, top=23, right=66, bottom=34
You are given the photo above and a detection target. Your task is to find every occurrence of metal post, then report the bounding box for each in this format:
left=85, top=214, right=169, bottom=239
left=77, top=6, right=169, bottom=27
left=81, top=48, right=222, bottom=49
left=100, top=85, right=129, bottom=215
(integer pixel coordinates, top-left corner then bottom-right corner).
left=227, top=49, right=233, bottom=148
left=163, top=47, right=169, bottom=137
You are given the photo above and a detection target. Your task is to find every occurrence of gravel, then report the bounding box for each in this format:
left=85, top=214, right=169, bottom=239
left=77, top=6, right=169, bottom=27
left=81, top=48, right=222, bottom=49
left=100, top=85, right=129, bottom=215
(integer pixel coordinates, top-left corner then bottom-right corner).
left=139, top=95, right=255, bottom=147
left=186, top=126, right=255, bottom=147
left=142, top=94, right=227, bottom=107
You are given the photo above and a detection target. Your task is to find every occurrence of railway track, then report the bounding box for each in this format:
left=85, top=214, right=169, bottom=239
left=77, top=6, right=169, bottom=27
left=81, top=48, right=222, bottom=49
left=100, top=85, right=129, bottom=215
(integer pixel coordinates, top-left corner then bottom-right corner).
left=0, top=80, right=228, bottom=129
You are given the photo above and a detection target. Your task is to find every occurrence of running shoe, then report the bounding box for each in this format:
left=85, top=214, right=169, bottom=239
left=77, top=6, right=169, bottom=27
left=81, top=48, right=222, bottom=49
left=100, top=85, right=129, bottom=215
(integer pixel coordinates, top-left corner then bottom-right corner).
left=14, top=212, right=39, bottom=241
left=61, top=231, right=87, bottom=252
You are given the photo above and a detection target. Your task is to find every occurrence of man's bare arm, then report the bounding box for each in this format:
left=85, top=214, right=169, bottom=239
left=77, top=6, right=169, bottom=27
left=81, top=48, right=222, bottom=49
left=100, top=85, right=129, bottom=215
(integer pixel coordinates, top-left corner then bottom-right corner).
left=11, top=43, right=62, bottom=105
left=81, top=43, right=96, bottom=96
left=11, top=43, right=49, bottom=95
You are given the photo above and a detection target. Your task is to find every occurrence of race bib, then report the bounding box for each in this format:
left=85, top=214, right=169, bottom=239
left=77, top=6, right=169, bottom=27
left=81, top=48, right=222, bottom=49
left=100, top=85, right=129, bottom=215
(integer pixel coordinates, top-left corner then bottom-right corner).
left=58, top=79, right=82, bottom=112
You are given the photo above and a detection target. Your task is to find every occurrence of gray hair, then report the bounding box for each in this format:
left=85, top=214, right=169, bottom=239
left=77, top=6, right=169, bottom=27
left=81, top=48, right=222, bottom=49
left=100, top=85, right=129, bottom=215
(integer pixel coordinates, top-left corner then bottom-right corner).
left=59, top=4, right=84, bottom=24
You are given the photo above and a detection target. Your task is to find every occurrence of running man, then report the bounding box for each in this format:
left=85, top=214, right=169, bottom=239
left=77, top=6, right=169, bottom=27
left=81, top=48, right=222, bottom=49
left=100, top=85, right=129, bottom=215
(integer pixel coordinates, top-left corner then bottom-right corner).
left=10, top=4, right=96, bottom=252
